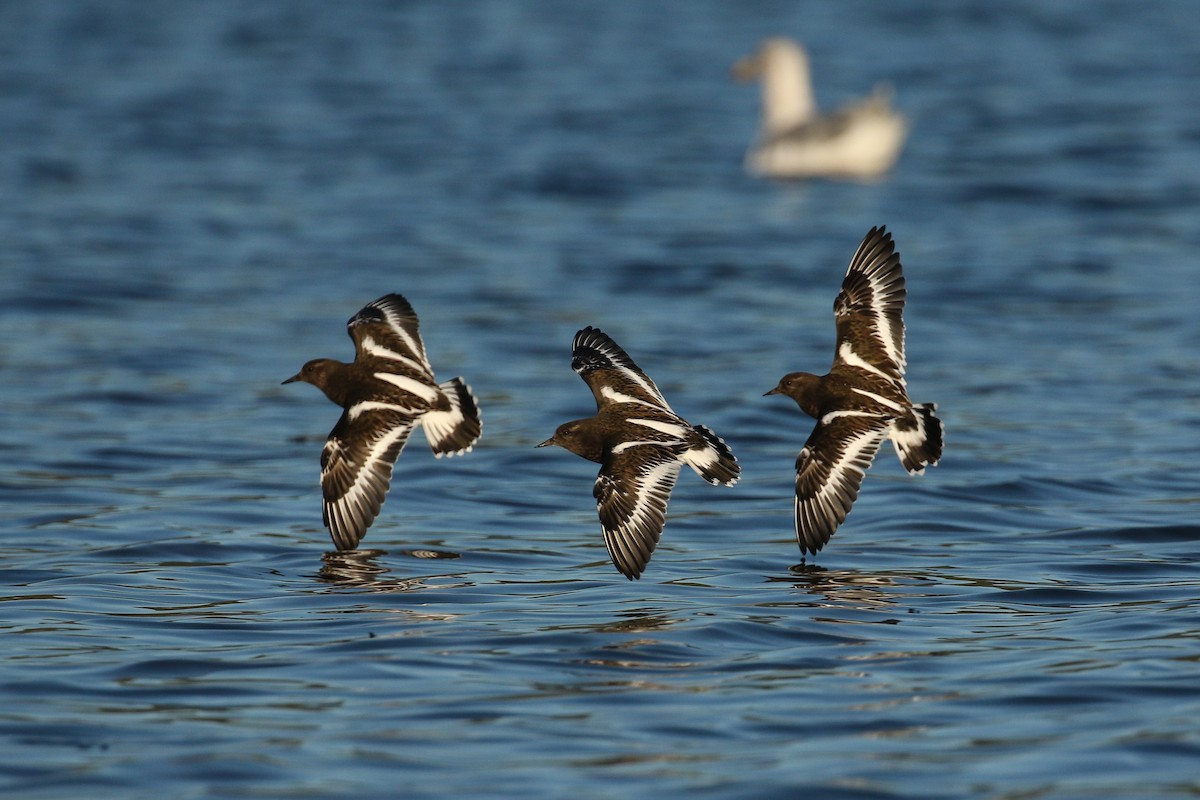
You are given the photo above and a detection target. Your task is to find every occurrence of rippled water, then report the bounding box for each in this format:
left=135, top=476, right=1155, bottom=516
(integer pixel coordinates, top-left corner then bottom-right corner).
left=3, top=2, right=1200, bottom=798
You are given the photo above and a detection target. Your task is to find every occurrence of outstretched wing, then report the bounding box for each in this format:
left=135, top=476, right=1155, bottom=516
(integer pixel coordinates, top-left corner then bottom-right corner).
left=571, top=327, right=670, bottom=411
left=321, top=409, right=416, bottom=550
left=593, top=446, right=682, bottom=580
left=832, top=226, right=906, bottom=381
left=793, top=411, right=890, bottom=555
left=347, top=294, right=435, bottom=380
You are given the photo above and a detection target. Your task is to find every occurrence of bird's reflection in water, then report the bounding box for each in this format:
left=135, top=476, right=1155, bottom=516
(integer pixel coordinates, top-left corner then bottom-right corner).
left=593, top=609, right=681, bottom=635
left=577, top=609, right=692, bottom=672
left=764, top=562, right=916, bottom=613
left=543, top=607, right=682, bottom=636
left=398, top=548, right=461, bottom=561
left=316, top=547, right=463, bottom=592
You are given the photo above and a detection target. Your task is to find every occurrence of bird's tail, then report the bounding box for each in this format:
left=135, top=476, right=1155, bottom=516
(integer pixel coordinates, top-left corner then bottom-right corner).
left=683, top=425, right=740, bottom=486
left=891, top=402, right=943, bottom=474
left=423, top=378, right=482, bottom=457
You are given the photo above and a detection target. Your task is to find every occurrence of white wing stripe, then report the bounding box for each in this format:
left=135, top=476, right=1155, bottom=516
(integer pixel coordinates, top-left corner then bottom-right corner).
left=347, top=400, right=423, bottom=420
left=599, top=385, right=664, bottom=409
left=838, top=342, right=899, bottom=381
left=628, top=418, right=690, bottom=438
left=373, top=372, right=441, bottom=403
left=819, top=409, right=888, bottom=426
left=610, top=461, right=679, bottom=536
left=611, top=439, right=673, bottom=455
left=836, top=427, right=885, bottom=476
left=628, top=372, right=665, bottom=405
left=866, top=276, right=906, bottom=369
left=329, top=425, right=411, bottom=508
left=850, top=387, right=905, bottom=412
left=590, top=341, right=664, bottom=404
left=360, top=336, right=428, bottom=373
left=377, top=306, right=427, bottom=363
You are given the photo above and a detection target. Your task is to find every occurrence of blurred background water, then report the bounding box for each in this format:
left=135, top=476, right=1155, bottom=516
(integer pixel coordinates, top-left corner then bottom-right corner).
left=2, top=1, right=1199, bottom=798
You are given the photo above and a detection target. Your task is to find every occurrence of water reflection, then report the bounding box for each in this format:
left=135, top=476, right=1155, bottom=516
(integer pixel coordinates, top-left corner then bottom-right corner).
left=592, top=609, right=682, bottom=635
left=315, top=549, right=456, bottom=592
left=539, top=608, right=692, bottom=672
left=396, top=548, right=462, bottom=561
left=763, top=564, right=911, bottom=613
left=317, top=549, right=393, bottom=587
left=540, top=608, right=684, bottom=637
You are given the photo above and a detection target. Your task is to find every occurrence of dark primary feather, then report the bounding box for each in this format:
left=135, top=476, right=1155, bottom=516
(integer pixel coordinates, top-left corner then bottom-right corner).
left=594, top=450, right=681, bottom=579
left=833, top=225, right=907, bottom=378
left=792, top=413, right=889, bottom=554
left=571, top=326, right=670, bottom=410
left=320, top=411, right=416, bottom=550
left=348, top=293, right=434, bottom=376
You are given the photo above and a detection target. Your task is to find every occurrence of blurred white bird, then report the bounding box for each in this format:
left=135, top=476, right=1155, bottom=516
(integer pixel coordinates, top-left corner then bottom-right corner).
left=733, top=37, right=907, bottom=180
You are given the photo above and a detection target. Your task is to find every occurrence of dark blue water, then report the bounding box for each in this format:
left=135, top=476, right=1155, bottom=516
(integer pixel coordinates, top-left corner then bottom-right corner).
left=3, top=2, right=1199, bottom=798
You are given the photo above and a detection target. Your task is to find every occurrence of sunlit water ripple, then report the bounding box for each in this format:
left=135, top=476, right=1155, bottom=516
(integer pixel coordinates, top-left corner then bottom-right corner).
left=2, top=2, right=1199, bottom=798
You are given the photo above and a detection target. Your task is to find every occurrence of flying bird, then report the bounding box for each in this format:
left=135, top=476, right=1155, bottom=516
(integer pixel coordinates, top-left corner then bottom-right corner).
left=766, top=226, right=942, bottom=554
left=539, top=327, right=739, bottom=579
left=284, top=294, right=481, bottom=550
left=733, top=37, right=907, bottom=180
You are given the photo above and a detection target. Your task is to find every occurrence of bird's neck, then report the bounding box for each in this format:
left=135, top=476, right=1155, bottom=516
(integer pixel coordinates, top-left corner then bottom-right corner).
left=316, top=361, right=358, bottom=407
left=555, top=417, right=610, bottom=464
left=762, top=54, right=815, bottom=134
left=791, top=373, right=827, bottom=419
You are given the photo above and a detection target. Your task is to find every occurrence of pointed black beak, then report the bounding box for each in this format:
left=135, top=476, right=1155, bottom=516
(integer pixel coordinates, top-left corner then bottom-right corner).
left=535, top=437, right=556, bottom=448
left=764, top=386, right=781, bottom=396
left=282, top=373, right=301, bottom=385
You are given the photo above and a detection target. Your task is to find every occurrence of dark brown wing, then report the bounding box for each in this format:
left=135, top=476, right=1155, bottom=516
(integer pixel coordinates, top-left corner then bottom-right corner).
left=593, top=446, right=682, bottom=579
left=320, top=409, right=416, bottom=550
left=571, top=327, right=671, bottom=411
left=833, top=226, right=906, bottom=381
left=793, top=411, right=890, bottom=554
left=346, top=294, right=435, bottom=379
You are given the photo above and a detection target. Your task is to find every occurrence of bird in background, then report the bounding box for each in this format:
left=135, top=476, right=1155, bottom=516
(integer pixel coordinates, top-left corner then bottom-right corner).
left=539, top=327, right=740, bottom=580
left=766, top=226, right=942, bottom=555
left=284, top=293, right=481, bottom=550
left=733, top=37, right=907, bottom=180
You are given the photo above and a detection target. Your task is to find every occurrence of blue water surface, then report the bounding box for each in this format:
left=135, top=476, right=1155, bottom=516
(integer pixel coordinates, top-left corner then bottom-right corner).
left=2, top=2, right=1199, bottom=798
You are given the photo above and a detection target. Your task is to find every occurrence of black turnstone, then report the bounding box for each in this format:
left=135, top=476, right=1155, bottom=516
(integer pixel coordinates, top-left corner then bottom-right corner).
left=765, top=226, right=943, bottom=555
left=538, top=327, right=740, bottom=580
left=284, top=294, right=481, bottom=550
